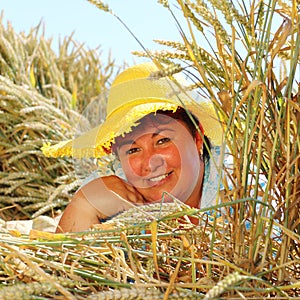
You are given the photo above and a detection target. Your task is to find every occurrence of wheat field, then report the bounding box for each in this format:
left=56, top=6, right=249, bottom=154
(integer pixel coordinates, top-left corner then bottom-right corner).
left=0, top=0, right=299, bottom=299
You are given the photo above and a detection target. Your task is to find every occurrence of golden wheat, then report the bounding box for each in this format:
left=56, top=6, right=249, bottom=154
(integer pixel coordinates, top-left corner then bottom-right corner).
left=0, top=0, right=298, bottom=298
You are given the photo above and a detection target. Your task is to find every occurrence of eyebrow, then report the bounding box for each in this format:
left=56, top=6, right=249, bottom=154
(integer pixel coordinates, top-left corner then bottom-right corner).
left=117, top=128, right=175, bottom=150
left=117, top=139, right=136, bottom=149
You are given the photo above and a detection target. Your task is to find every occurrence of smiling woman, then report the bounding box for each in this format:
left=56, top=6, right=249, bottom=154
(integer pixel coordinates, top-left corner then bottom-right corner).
left=42, top=62, right=223, bottom=232
left=114, top=110, right=204, bottom=206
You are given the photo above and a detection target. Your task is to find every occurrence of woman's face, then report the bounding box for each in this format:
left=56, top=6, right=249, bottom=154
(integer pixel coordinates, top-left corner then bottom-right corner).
left=115, top=113, right=204, bottom=207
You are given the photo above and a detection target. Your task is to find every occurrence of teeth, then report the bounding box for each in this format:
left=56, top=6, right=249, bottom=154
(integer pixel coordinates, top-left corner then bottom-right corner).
left=149, top=173, right=169, bottom=182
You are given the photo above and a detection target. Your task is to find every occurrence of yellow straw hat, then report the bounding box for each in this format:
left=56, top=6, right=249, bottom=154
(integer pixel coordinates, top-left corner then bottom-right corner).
left=42, top=62, right=223, bottom=158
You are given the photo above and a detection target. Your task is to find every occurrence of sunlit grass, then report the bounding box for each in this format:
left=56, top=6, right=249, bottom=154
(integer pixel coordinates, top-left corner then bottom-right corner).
left=0, top=13, right=116, bottom=220
left=0, top=0, right=299, bottom=298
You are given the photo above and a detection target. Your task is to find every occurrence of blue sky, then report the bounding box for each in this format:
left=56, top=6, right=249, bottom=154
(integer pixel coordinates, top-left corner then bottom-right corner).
left=1, top=0, right=184, bottom=66
left=1, top=1, right=298, bottom=85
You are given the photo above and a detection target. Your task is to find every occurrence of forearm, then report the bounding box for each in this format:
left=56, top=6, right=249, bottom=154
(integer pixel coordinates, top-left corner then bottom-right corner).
left=56, top=176, right=144, bottom=233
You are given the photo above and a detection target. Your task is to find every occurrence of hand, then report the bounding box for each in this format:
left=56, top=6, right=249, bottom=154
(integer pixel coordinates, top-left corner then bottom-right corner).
left=101, top=175, right=145, bottom=204
left=80, top=175, right=145, bottom=217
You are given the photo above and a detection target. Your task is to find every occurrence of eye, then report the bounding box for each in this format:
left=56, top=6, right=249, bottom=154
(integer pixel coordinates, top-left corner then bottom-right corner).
left=157, top=137, right=171, bottom=145
left=126, top=147, right=140, bottom=155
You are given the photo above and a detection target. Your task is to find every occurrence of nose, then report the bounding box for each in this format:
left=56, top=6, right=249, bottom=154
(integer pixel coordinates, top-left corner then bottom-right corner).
left=142, top=153, right=166, bottom=175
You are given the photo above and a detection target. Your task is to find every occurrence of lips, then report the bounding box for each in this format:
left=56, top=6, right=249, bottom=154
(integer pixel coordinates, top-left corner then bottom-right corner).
left=147, top=171, right=173, bottom=183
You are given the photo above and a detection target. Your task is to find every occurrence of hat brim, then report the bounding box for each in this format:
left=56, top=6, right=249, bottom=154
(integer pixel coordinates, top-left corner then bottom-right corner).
left=42, top=95, right=223, bottom=159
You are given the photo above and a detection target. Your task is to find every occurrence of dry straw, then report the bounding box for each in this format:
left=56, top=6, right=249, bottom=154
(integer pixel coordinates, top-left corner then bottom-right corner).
left=0, top=0, right=299, bottom=298
left=0, top=201, right=299, bottom=298
left=0, top=13, right=116, bottom=219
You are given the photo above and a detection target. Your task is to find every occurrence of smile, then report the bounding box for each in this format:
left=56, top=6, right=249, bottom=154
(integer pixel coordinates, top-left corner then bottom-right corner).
left=148, top=171, right=172, bottom=182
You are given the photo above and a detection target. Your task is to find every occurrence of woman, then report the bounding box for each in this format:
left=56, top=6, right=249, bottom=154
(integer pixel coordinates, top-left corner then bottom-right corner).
left=42, top=62, right=223, bottom=232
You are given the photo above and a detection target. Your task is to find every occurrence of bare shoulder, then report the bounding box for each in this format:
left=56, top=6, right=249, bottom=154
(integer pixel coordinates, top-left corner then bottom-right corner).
left=80, top=175, right=122, bottom=191
left=55, top=187, right=105, bottom=233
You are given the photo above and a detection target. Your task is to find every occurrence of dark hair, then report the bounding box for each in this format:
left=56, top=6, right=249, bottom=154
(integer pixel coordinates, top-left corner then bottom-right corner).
left=154, top=108, right=211, bottom=164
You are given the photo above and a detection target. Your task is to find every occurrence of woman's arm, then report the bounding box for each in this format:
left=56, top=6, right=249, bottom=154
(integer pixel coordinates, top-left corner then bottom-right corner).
left=55, top=189, right=102, bottom=233
left=56, top=175, right=145, bottom=233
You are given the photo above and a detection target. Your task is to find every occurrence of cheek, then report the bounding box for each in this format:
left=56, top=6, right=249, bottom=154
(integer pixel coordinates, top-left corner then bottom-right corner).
left=120, top=155, right=152, bottom=182
left=120, top=157, right=138, bottom=179
left=120, top=146, right=181, bottom=180
left=127, top=157, right=142, bottom=177
left=165, top=146, right=182, bottom=168
left=178, top=141, right=200, bottom=171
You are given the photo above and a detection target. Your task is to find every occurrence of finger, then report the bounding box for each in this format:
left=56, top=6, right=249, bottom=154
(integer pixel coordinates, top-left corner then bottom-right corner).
left=125, top=187, right=145, bottom=204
